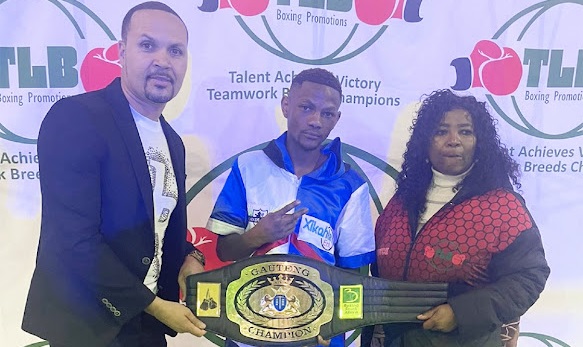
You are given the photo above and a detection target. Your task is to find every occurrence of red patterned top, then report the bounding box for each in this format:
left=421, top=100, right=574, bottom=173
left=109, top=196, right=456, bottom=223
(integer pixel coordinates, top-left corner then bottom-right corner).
left=376, top=189, right=532, bottom=284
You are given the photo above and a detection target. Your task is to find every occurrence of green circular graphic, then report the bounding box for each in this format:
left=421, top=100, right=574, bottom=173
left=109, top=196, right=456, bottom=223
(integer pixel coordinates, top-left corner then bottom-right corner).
left=0, top=0, right=115, bottom=144
left=487, top=0, right=583, bottom=139
left=520, top=332, right=572, bottom=346
left=236, top=15, right=388, bottom=65
left=23, top=342, right=49, bottom=347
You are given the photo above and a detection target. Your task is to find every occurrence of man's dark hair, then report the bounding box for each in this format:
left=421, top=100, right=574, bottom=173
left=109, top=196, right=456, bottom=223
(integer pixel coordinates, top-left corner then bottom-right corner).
left=395, top=89, right=521, bottom=219
left=290, top=68, right=342, bottom=97
left=121, top=1, right=187, bottom=41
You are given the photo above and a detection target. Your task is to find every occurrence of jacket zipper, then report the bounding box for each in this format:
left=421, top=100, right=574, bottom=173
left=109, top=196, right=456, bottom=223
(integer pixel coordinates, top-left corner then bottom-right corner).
left=402, top=201, right=456, bottom=280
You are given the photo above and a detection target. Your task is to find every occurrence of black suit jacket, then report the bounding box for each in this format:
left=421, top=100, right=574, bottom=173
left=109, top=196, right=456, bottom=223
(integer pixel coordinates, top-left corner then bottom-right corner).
left=22, top=78, right=194, bottom=346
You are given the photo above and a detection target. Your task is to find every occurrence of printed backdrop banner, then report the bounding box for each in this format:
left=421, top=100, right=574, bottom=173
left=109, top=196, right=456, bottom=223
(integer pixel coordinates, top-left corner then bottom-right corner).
left=1, top=0, right=581, bottom=346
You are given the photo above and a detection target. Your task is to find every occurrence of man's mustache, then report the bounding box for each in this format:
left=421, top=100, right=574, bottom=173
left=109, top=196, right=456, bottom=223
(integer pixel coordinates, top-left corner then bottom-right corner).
left=147, top=71, right=174, bottom=83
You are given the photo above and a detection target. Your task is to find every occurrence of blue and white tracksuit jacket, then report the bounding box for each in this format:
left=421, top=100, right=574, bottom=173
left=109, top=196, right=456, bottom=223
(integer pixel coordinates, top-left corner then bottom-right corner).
left=207, top=133, right=375, bottom=347
left=207, top=132, right=375, bottom=268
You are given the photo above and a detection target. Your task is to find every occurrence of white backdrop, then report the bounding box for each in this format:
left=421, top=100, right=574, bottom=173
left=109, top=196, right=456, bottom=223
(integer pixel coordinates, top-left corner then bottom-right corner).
left=1, top=1, right=581, bottom=346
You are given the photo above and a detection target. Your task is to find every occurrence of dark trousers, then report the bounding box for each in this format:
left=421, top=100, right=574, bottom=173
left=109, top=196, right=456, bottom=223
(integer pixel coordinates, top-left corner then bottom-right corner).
left=50, top=313, right=167, bottom=347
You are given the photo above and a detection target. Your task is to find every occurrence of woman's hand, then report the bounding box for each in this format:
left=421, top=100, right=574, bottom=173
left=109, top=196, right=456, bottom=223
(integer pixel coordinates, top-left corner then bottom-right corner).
left=417, top=304, right=457, bottom=333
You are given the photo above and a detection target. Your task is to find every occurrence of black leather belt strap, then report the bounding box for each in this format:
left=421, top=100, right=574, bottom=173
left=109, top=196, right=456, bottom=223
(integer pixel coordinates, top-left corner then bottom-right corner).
left=186, top=254, right=448, bottom=346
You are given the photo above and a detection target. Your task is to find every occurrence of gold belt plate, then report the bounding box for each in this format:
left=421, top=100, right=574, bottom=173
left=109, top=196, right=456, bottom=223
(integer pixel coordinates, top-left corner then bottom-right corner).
left=226, top=261, right=334, bottom=343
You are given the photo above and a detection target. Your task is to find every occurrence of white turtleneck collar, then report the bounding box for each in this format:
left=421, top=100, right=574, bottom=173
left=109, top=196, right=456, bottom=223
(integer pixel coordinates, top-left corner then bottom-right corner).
left=416, top=165, right=473, bottom=233
left=431, top=166, right=472, bottom=189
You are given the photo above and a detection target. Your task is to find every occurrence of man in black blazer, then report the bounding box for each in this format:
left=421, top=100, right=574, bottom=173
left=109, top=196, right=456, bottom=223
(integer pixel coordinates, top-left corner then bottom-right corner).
left=22, top=2, right=206, bottom=346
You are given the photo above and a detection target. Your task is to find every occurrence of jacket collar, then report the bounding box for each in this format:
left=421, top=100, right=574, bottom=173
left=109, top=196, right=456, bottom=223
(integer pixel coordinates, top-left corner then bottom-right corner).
left=264, top=132, right=346, bottom=180
left=105, top=78, right=156, bottom=230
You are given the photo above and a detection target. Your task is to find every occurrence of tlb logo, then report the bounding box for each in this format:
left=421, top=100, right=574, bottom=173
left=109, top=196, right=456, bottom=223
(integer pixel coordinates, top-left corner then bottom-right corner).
left=0, top=1, right=118, bottom=92
left=197, top=0, right=424, bottom=64
left=0, top=46, right=78, bottom=89
left=0, top=43, right=118, bottom=92
left=450, top=40, right=522, bottom=97
left=0, top=0, right=118, bottom=144
left=450, top=0, right=583, bottom=139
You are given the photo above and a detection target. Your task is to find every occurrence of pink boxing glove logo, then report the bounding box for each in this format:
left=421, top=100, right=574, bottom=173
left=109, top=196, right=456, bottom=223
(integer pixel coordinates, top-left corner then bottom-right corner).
left=187, top=227, right=232, bottom=270
left=355, top=0, right=422, bottom=25
left=80, top=43, right=121, bottom=92
left=451, top=40, right=523, bottom=96
left=470, top=40, right=523, bottom=95
left=199, top=0, right=269, bottom=16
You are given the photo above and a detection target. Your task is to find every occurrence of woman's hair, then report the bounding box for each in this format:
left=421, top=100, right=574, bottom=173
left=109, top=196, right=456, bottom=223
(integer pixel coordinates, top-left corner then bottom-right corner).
left=395, top=89, right=521, bottom=217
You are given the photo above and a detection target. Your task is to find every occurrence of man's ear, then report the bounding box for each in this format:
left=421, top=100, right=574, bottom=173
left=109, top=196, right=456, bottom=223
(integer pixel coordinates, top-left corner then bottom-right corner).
left=281, top=95, right=289, bottom=119
left=331, top=111, right=341, bottom=129
left=118, top=40, right=126, bottom=65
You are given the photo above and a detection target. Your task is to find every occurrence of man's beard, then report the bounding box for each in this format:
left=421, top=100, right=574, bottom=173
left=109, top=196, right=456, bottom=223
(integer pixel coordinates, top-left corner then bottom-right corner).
left=144, top=73, right=176, bottom=103
left=145, top=84, right=175, bottom=104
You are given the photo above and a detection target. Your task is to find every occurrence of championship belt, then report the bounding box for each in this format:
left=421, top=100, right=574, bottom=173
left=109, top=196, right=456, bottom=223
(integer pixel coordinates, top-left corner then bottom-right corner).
left=185, top=254, right=448, bottom=346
